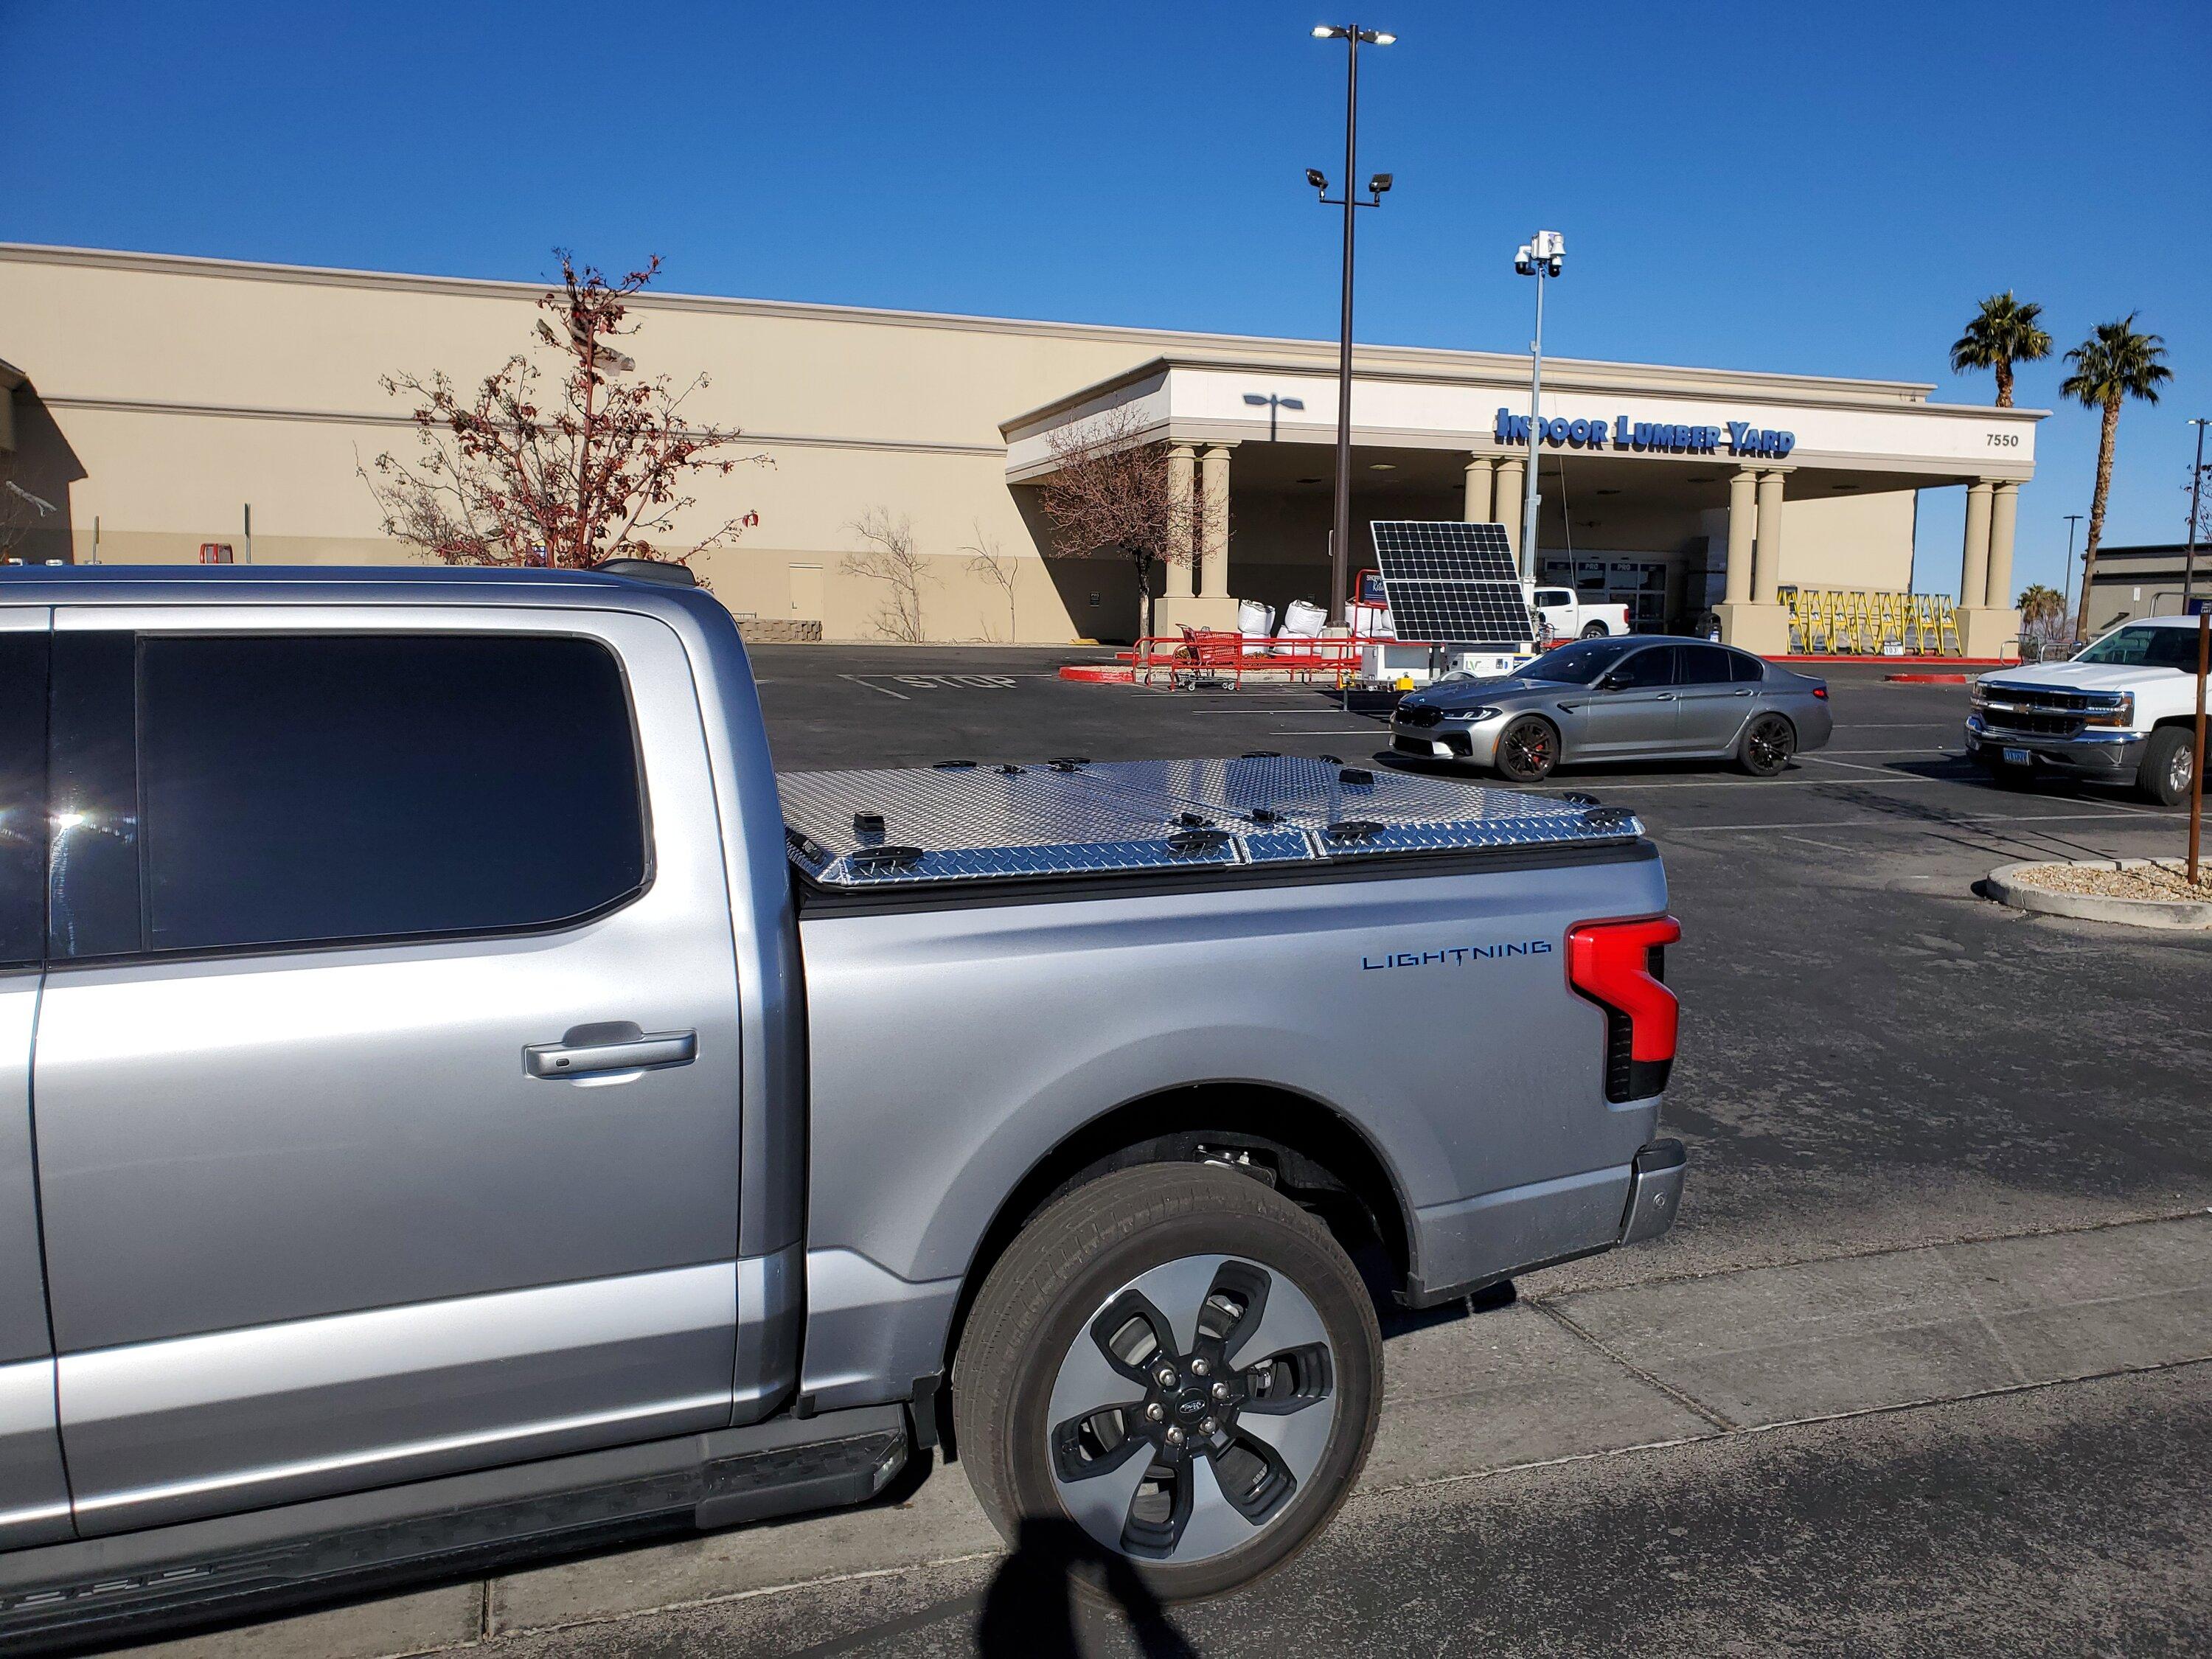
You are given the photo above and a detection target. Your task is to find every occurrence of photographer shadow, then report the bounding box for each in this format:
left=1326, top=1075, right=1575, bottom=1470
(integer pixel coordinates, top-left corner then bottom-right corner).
left=976, top=1517, right=1201, bottom=1658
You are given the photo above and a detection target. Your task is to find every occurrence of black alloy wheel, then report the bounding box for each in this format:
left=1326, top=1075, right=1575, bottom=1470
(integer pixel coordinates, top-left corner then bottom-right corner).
left=1739, top=712, right=1798, bottom=776
left=1494, top=714, right=1559, bottom=783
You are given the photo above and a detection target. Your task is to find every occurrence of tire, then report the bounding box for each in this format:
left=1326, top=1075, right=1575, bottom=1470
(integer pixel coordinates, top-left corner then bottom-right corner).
left=2138, top=726, right=2196, bottom=807
left=953, top=1163, right=1382, bottom=1603
left=1579, top=621, right=1608, bottom=639
left=1493, top=714, right=1560, bottom=783
left=1738, top=712, right=1797, bottom=776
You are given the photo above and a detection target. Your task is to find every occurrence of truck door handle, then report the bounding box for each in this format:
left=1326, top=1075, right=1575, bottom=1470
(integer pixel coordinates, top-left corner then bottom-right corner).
left=525, top=1030, right=698, bottom=1079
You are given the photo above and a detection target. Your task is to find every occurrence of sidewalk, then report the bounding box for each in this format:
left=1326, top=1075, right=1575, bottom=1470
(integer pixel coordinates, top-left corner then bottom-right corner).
left=135, top=1211, right=2212, bottom=1658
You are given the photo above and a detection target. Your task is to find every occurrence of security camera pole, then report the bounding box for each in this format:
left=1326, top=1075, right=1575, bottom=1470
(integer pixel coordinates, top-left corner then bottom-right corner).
left=1309, top=23, right=1395, bottom=626
left=1514, top=232, right=1565, bottom=586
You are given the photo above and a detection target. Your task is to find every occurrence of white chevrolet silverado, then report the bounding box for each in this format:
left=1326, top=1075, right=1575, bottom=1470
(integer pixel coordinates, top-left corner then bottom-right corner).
left=1966, top=616, right=2208, bottom=806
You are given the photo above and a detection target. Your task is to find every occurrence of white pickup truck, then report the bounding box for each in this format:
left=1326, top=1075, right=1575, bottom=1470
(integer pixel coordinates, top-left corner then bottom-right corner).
left=1350, top=571, right=1630, bottom=644
left=1966, top=616, right=2208, bottom=806
left=1527, top=585, right=1632, bottom=643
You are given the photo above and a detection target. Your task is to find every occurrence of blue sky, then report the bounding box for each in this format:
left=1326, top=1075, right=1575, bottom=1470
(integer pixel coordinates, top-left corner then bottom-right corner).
left=7, top=0, right=2208, bottom=598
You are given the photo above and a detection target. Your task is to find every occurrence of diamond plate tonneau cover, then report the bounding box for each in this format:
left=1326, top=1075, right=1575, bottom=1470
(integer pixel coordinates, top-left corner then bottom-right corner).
left=782, top=757, right=1641, bottom=888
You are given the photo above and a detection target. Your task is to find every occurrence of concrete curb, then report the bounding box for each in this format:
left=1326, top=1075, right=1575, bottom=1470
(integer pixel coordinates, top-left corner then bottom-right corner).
left=1985, top=858, right=2212, bottom=931
left=1885, top=672, right=1971, bottom=684
left=1057, top=664, right=1134, bottom=683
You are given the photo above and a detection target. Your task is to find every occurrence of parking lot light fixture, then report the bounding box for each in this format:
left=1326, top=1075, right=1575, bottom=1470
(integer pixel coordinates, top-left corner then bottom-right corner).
left=1309, top=21, right=1396, bottom=625
left=1514, top=230, right=1565, bottom=585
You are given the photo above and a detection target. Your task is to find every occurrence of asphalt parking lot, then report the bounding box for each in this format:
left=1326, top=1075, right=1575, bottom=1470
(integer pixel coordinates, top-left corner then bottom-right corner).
left=134, top=647, right=2212, bottom=1659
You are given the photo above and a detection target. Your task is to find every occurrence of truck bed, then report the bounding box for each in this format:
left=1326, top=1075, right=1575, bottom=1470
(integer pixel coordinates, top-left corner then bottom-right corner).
left=780, top=755, right=1641, bottom=890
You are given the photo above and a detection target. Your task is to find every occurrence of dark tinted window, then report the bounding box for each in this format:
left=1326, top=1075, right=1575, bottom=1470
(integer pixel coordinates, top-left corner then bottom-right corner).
left=1728, top=650, right=1766, bottom=684
left=137, top=634, right=647, bottom=954
left=48, top=632, right=142, bottom=960
left=1523, top=637, right=1638, bottom=685
left=1677, top=644, right=1736, bottom=686
left=2075, top=625, right=2206, bottom=672
left=0, top=633, right=50, bottom=969
left=1607, top=646, right=1676, bottom=690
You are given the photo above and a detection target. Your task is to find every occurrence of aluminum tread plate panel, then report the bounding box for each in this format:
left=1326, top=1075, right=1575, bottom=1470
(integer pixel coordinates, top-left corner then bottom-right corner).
left=780, top=765, right=1242, bottom=886
left=782, top=758, right=1639, bottom=887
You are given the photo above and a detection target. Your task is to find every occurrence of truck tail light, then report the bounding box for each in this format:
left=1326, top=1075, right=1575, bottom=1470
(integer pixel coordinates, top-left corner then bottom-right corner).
left=1568, top=916, right=1682, bottom=1103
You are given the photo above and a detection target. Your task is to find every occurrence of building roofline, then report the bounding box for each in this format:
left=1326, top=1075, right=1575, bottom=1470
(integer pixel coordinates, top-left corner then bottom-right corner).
left=998, top=353, right=2046, bottom=439
left=4, top=241, right=1964, bottom=411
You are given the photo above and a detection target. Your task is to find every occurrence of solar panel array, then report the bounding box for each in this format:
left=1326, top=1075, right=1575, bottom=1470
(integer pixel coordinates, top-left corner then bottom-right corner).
left=1369, top=521, right=1534, bottom=647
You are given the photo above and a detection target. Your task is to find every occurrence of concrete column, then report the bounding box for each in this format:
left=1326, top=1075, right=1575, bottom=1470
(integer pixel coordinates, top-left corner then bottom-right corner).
left=1752, top=470, right=1786, bottom=605
left=1164, top=442, right=1196, bottom=599
left=1959, top=480, right=1993, bottom=611
left=1495, top=456, right=1526, bottom=559
left=1198, top=444, right=1233, bottom=599
left=1985, top=481, right=2019, bottom=609
left=1724, top=468, right=1757, bottom=606
left=1463, top=455, right=1496, bottom=524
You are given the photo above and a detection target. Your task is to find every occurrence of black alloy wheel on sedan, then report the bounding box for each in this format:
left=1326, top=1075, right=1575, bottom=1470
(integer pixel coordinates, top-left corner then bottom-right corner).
left=1495, top=715, right=1559, bottom=783
left=1739, top=712, right=1797, bottom=776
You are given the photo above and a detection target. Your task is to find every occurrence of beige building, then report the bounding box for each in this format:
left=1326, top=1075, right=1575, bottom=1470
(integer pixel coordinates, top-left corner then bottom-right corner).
left=1, top=243, right=2041, bottom=652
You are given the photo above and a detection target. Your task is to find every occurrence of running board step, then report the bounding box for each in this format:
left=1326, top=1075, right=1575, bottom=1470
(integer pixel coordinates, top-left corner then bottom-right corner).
left=0, top=1407, right=910, bottom=1653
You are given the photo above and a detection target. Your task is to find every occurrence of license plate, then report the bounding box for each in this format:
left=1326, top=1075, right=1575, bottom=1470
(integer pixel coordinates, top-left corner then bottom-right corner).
left=2003, top=747, right=2031, bottom=766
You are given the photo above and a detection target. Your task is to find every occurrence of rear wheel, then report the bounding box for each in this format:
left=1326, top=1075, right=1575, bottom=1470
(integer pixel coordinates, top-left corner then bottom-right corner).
left=1494, top=714, right=1559, bottom=783
left=1579, top=621, right=1608, bottom=639
left=954, top=1164, right=1382, bottom=1602
left=1739, top=712, right=1797, bottom=776
left=2139, top=727, right=2195, bottom=807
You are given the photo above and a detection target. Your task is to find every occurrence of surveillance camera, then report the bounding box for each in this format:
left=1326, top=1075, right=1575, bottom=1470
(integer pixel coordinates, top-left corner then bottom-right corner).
left=1548, top=257, right=1564, bottom=276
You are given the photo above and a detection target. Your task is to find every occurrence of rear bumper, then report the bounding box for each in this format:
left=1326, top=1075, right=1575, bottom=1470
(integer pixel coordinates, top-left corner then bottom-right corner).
left=1965, top=717, right=2143, bottom=779
left=1403, top=1137, right=1687, bottom=1307
left=1618, top=1138, right=1686, bottom=1245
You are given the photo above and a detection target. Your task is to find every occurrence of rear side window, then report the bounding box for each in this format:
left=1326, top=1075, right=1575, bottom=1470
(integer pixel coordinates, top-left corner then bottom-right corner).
left=0, top=632, right=49, bottom=969
left=1728, top=651, right=1766, bottom=684
left=1675, top=644, right=1736, bottom=686
left=46, top=632, right=649, bottom=959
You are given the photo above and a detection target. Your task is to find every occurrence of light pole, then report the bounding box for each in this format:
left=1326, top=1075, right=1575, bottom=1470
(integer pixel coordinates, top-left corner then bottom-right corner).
left=1308, top=22, right=1395, bottom=625
left=2061, top=513, right=2084, bottom=644
left=2186, top=417, right=2208, bottom=608
left=1514, top=231, right=1564, bottom=586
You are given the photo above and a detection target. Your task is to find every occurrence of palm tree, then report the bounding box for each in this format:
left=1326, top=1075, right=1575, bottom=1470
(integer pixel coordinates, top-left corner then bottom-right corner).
left=2060, top=315, right=2174, bottom=641
left=2017, top=582, right=2065, bottom=651
left=1950, top=292, right=2053, bottom=408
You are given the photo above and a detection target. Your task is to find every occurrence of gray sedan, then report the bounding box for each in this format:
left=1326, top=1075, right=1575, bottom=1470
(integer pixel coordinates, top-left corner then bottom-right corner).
left=1391, top=636, right=1834, bottom=782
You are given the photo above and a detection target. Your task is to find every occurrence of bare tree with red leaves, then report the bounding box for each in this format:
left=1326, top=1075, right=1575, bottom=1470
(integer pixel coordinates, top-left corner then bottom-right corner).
left=1032, top=404, right=1197, bottom=641
left=365, top=252, right=766, bottom=569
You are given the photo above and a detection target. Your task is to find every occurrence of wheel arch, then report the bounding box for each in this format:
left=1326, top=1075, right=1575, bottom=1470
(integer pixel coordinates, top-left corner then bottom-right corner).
left=937, top=1081, right=1415, bottom=1422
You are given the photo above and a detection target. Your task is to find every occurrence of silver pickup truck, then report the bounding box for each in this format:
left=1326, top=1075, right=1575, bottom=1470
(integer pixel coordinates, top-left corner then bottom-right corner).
left=0, top=565, right=1685, bottom=1644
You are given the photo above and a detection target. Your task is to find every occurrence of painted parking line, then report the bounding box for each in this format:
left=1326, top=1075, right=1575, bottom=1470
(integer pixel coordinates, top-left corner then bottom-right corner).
left=1659, top=809, right=2163, bottom=835
left=1576, top=773, right=1948, bottom=792
left=838, top=674, right=911, bottom=700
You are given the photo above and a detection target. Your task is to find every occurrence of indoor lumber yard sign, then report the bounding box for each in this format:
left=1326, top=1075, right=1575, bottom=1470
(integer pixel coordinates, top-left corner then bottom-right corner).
left=1494, top=408, right=1796, bottom=459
